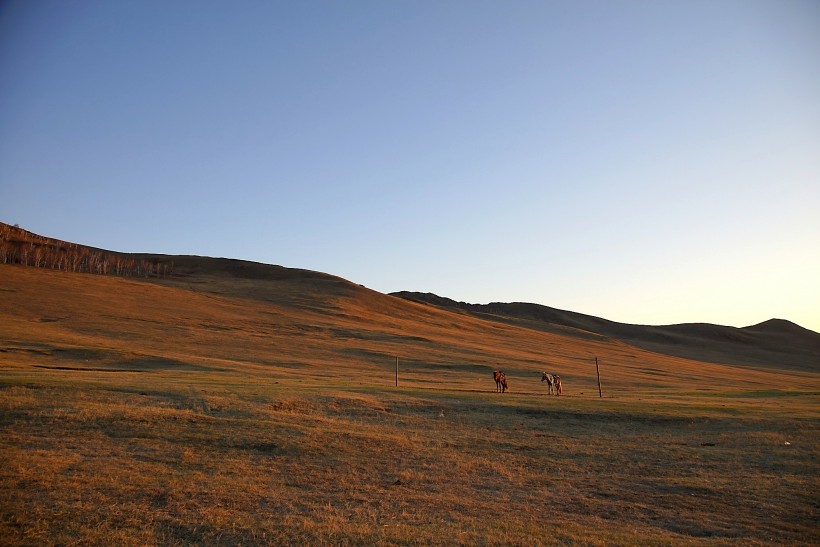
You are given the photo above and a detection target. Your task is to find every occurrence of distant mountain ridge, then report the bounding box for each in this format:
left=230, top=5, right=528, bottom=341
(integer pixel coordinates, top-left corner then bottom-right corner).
left=390, top=292, right=820, bottom=373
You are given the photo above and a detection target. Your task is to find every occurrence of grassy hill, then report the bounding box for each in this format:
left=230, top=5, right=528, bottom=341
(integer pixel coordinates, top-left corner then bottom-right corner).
left=2, top=224, right=819, bottom=544
left=5, top=259, right=815, bottom=396
left=390, top=292, right=820, bottom=373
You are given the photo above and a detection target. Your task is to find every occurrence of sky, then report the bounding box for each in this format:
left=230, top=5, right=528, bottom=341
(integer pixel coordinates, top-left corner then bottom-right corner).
left=1, top=1, right=819, bottom=332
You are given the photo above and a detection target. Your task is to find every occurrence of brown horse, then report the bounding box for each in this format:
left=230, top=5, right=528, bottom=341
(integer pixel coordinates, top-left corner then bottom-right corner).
left=493, top=370, right=509, bottom=393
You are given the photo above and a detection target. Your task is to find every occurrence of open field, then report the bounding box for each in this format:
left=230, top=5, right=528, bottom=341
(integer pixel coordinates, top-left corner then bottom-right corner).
left=2, top=370, right=818, bottom=545
left=2, top=263, right=819, bottom=545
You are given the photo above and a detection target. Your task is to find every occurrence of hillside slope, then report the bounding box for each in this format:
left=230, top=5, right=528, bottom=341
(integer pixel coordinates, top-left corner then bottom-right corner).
left=7, top=261, right=819, bottom=396
left=391, top=292, right=820, bottom=373
left=2, top=221, right=817, bottom=384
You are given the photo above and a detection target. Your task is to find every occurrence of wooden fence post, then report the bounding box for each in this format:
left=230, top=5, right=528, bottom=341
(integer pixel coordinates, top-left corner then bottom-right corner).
left=595, top=357, right=602, bottom=398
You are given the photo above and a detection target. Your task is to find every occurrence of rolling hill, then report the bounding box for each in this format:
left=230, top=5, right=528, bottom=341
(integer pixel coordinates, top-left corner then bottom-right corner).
left=390, top=292, right=820, bottom=373
left=1, top=221, right=818, bottom=391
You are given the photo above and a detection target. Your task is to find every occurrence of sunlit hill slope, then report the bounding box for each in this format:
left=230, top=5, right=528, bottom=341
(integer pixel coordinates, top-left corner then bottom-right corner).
left=1, top=222, right=817, bottom=394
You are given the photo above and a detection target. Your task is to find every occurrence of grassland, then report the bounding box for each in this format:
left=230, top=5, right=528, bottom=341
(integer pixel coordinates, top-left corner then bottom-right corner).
left=1, top=264, right=819, bottom=545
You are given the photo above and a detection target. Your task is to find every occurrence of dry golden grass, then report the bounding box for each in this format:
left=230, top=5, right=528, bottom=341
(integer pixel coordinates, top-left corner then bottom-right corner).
left=1, top=264, right=819, bottom=545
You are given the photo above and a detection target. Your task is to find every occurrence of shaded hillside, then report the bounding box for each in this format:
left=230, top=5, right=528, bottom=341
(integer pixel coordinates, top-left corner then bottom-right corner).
left=391, top=292, right=820, bottom=373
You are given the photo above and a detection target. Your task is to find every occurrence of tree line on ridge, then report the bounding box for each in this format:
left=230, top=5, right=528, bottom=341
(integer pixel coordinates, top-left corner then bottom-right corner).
left=0, top=222, right=171, bottom=278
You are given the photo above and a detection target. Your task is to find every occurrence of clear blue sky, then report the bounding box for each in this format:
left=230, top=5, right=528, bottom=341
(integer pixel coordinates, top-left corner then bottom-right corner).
left=2, top=1, right=819, bottom=332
